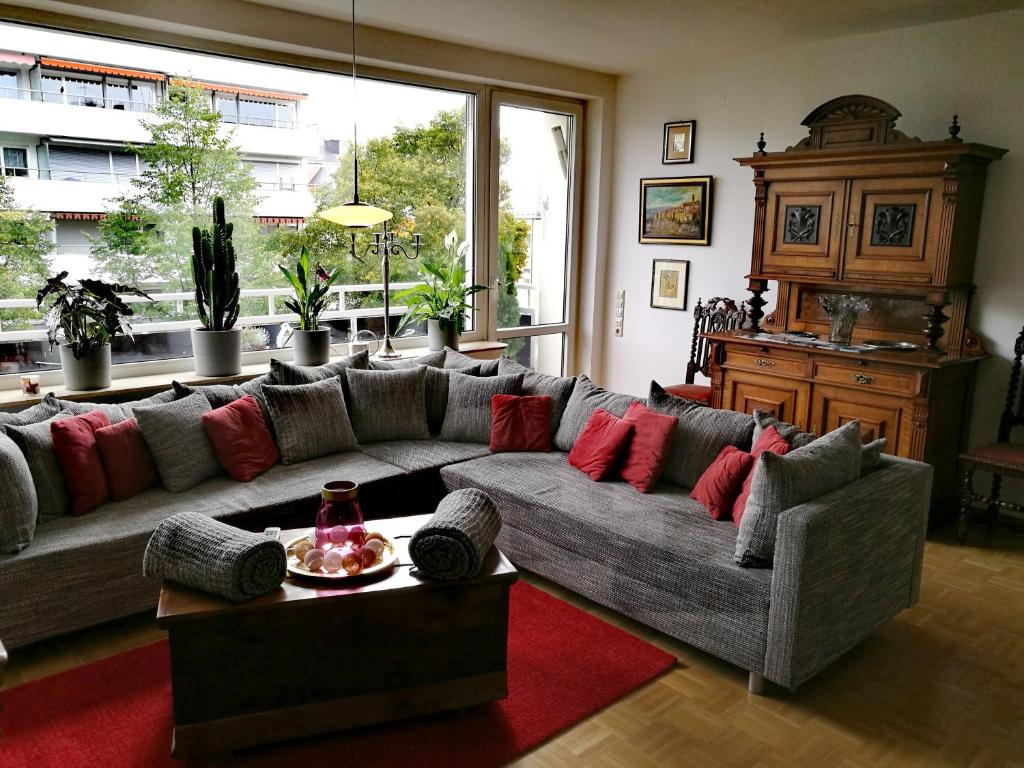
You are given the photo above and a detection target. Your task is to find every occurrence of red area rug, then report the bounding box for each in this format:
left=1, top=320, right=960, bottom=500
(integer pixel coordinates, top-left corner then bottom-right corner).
left=1, top=582, right=674, bottom=767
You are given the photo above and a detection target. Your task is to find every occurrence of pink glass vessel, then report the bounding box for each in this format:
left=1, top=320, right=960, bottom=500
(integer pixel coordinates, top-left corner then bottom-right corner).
left=314, top=481, right=364, bottom=550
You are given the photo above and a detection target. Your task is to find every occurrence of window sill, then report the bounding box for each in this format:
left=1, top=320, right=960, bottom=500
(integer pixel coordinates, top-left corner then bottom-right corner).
left=0, top=340, right=507, bottom=410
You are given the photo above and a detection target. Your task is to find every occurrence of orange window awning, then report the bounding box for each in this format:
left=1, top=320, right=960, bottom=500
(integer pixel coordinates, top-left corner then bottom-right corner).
left=256, top=216, right=305, bottom=225
left=39, top=57, right=165, bottom=81
left=170, top=77, right=305, bottom=101
left=51, top=212, right=109, bottom=221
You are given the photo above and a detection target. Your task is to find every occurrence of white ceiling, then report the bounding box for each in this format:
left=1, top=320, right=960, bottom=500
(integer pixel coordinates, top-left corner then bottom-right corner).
left=245, top=0, right=1024, bottom=74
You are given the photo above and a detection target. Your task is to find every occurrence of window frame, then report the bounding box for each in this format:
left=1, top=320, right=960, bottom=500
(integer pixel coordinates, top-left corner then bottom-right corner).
left=1, top=145, right=30, bottom=177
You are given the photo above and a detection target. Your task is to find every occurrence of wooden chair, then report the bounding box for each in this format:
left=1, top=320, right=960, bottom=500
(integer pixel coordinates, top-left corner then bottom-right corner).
left=957, top=323, right=1024, bottom=542
left=665, top=297, right=748, bottom=403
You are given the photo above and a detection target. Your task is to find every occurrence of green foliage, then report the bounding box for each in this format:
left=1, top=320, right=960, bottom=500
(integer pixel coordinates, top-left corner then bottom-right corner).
left=0, top=175, right=54, bottom=330
left=396, top=231, right=487, bottom=334
left=279, top=247, right=341, bottom=331
left=35, top=271, right=150, bottom=359
left=191, top=197, right=240, bottom=331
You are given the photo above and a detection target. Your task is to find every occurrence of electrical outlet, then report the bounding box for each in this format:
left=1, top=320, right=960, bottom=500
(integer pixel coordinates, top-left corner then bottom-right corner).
left=614, top=289, right=625, bottom=337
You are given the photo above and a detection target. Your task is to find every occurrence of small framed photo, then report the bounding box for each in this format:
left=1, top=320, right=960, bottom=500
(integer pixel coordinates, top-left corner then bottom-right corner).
left=639, top=176, right=712, bottom=245
left=663, top=120, right=695, bottom=164
left=650, top=259, right=690, bottom=311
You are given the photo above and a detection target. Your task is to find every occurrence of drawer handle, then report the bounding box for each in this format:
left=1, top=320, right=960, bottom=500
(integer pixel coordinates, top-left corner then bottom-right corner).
left=852, top=373, right=875, bottom=385
left=754, top=358, right=775, bottom=368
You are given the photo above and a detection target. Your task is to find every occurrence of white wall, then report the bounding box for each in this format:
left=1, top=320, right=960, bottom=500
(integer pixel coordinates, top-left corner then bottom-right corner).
left=600, top=9, right=1024, bottom=452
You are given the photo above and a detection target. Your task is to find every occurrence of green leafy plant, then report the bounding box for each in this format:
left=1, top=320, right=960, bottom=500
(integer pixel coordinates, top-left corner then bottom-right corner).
left=278, top=247, right=341, bottom=331
left=35, top=271, right=151, bottom=359
left=191, top=196, right=240, bottom=331
left=397, top=230, right=488, bottom=335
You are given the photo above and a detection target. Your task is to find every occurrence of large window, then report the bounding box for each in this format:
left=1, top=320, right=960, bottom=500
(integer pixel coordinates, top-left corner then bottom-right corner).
left=0, top=22, right=478, bottom=373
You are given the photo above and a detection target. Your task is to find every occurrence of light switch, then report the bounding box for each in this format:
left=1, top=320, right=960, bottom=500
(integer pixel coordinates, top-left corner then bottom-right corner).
left=614, top=289, right=625, bottom=337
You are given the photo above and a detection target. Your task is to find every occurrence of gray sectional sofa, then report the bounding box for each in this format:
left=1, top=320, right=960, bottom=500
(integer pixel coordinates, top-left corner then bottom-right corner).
left=0, top=351, right=932, bottom=694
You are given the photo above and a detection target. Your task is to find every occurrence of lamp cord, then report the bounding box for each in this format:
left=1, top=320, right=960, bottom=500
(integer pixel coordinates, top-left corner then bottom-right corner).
left=351, top=0, right=360, bottom=204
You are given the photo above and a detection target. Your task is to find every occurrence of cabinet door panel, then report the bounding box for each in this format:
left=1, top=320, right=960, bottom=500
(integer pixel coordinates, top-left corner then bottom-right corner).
left=723, top=370, right=809, bottom=428
left=762, top=180, right=846, bottom=278
left=843, top=177, right=944, bottom=284
left=810, top=384, right=903, bottom=454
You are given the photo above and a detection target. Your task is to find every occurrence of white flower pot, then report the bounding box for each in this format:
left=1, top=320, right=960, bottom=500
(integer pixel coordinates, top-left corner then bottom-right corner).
left=292, top=327, right=331, bottom=366
left=191, top=328, right=242, bottom=377
left=60, top=343, right=111, bottom=391
left=427, top=319, right=460, bottom=352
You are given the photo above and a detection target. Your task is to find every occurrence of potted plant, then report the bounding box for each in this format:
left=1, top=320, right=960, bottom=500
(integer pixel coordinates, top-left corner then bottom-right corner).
left=397, top=230, right=487, bottom=351
left=191, top=196, right=242, bottom=376
left=36, top=271, right=151, bottom=391
left=278, top=247, right=341, bottom=366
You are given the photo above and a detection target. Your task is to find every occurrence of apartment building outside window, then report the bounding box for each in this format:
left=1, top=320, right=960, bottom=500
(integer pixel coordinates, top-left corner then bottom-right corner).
left=40, top=67, right=158, bottom=112
left=0, top=69, right=17, bottom=98
left=1, top=147, right=29, bottom=176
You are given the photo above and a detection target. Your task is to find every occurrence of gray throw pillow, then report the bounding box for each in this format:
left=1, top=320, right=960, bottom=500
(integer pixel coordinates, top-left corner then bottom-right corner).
left=425, top=364, right=480, bottom=435
left=172, top=380, right=248, bottom=409
left=735, top=420, right=863, bottom=567
left=268, top=349, right=369, bottom=385
left=753, top=409, right=886, bottom=474
left=369, top=349, right=446, bottom=371
left=120, top=389, right=176, bottom=419
left=498, top=358, right=576, bottom=438
left=47, top=396, right=128, bottom=424
left=0, top=432, right=39, bottom=553
left=0, top=398, right=61, bottom=427
left=134, top=393, right=221, bottom=493
left=445, top=347, right=499, bottom=376
left=345, top=367, right=431, bottom=442
left=648, top=381, right=754, bottom=489
left=262, top=378, right=358, bottom=464
left=440, top=372, right=524, bottom=443
left=5, top=413, right=72, bottom=522
left=553, top=374, right=639, bottom=452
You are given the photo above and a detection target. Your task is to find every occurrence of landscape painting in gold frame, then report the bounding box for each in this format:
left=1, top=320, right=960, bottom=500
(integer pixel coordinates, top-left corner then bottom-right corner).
left=639, top=176, right=712, bottom=246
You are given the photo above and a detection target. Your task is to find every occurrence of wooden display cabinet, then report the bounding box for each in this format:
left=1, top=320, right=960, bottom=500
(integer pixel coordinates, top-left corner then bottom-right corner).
left=709, top=96, right=1006, bottom=522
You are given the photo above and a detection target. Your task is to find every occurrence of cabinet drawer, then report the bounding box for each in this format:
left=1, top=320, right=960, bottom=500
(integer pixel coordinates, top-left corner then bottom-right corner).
left=726, top=348, right=806, bottom=377
left=813, top=361, right=919, bottom=396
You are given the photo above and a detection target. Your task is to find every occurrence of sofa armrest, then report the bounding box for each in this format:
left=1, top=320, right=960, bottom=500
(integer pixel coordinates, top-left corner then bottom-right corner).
left=763, top=455, right=932, bottom=689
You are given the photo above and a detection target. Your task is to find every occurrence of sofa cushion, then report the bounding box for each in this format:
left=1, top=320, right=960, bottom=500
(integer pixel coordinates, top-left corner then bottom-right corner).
left=203, top=395, right=280, bottom=480
left=345, top=366, right=431, bottom=442
left=268, top=350, right=369, bottom=385
left=119, top=389, right=176, bottom=419
left=5, top=414, right=72, bottom=522
left=262, top=378, right=357, bottom=464
left=173, top=380, right=248, bottom=409
left=440, top=371, right=524, bottom=443
left=133, top=393, right=221, bottom=493
left=490, top=394, right=551, bottom=453
left=732, top=426, right=792, bottom=527
left=735, top=420, right=863, bottom=567
left=648, top=381, right=754, bottom=489
left=691, top=445, right=755, bottom=521
left=619, top=401, right=677, bottom=493
left=50, top=410, right=111, bottom=516
left=0, top=451, right=405, bottom=648
left=425, top=364, right=480, bottom=435
left=497, top=358, right=576, bottom=439
left=752, top=409, right=886, bottom=474
left=360, top=439, right=492, bottom=472
left=445, top=347, right=498, bottom=375
left=46, top=396, right=128, bottom=424
left=440, top=451, right=773, bottom=672
left=0, top=432, right=37, bottom=553
left=0, top=398, right=60, bottom=427
left=369, top=350, right=445, bottom=371
left=553, top=374, right=639, bottom=452
left=94, top=418, right=158, bottom=501
left=568, top=408, right=634, bottom=481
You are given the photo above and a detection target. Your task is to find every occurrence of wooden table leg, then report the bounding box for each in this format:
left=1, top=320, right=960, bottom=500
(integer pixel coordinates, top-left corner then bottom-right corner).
left=957, top=465, right=975, bottom=544
left=986, top=473, right=1003, bottom=534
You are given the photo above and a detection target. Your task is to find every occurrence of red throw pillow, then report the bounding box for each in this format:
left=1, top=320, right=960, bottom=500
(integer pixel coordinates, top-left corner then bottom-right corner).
left=51, top=410, right=111, bottom=516
left=731, top=425, right=792, bottom=527
left=95, top=418, right=159, bottom=501
left=202, top=395, right=280, bottom=482
left=619, top=401, right=678, bottom=493
left=568, top=408, right=635, bottom=481
left=490, top=394, right=552, bottom=453
left=691, top=445, right=755, bottom=521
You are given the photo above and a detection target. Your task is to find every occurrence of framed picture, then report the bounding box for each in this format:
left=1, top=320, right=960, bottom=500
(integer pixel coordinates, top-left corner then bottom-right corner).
left=650, top=259, right=689, bottom=311
left=663, top=120, right=695, bottom=164
left=639, top=176, right=712, bottom=245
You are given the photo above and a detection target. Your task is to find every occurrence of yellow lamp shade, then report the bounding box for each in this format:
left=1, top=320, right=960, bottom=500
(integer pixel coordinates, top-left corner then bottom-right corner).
left=318, top=202, right=392, bottom=229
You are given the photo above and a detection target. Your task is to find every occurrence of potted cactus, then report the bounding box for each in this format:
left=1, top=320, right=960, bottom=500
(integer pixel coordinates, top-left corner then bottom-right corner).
left=190, top=196, right=242, bottom=376
left=278, top=247, right=341, bottom=365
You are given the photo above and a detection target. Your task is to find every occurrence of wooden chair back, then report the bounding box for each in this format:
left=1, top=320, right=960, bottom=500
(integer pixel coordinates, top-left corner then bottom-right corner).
left=686, top=297, right=748, bottom=384
left=998, top=324, right=1024, bottom=442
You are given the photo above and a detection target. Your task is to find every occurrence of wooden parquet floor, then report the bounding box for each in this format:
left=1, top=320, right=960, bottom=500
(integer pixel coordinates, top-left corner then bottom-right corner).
left=3, top=526, right=1023, bottom=768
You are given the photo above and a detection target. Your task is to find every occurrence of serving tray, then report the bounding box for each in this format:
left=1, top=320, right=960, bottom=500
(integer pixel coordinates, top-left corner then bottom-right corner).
left=284, top=530, right=399, bottom=581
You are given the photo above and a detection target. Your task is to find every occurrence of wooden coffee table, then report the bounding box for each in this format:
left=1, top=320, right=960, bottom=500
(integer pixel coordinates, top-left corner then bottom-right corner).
left=156, top=514, right=518, bottom=757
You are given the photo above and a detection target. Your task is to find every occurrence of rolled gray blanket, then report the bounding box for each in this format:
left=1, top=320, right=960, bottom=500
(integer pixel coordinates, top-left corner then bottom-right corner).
left=409, top=488, right=501, bottom=580
left=143, top=512, right=286, bottom=602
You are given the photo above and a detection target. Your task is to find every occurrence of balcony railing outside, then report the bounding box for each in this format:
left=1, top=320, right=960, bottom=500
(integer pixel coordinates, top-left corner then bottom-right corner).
left=7, top=167, right=326, bottom=191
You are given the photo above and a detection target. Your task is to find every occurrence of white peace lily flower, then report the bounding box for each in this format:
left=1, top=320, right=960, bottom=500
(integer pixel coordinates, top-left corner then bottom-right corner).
left=444, top=230, right=457, bottom=250
left=457, top=241, right=470, bottom=259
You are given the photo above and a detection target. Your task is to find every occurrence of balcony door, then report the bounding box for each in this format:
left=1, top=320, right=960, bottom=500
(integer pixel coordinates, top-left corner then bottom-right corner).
left=490, top=93, right=581, bottom=376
